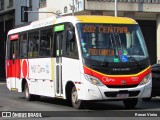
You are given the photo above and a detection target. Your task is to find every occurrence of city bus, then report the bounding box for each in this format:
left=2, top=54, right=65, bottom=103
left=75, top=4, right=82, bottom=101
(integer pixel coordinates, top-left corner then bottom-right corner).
left=6, top=15, right=152, bottom=109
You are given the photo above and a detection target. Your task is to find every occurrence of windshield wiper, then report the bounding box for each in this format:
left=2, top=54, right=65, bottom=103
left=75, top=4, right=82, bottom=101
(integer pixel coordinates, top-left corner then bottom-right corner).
left=101, top=58, right=110, bottom=67
left=128, top=54, right=142, bottom=67
left=128, top=46, right=138, bottom=63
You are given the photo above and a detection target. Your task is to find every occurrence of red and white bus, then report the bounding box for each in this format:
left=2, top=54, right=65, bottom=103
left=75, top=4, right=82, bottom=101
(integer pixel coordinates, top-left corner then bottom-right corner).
left=6, top=15, right=152, bottom=109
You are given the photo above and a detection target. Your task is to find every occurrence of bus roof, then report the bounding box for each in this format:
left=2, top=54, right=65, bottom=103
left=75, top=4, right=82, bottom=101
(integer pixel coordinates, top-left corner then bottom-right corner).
left=75, top=16, right=137, bottom=24
left=8, top=15, right=137, bottom=35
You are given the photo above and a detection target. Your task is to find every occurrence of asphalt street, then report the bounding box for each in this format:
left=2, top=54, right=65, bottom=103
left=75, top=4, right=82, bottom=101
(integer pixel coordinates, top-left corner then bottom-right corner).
left=0, top=82, right=160, bottom=120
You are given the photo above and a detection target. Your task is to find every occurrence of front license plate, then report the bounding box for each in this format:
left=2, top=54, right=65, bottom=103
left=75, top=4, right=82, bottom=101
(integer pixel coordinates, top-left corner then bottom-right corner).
left=117, top=93, right=129, bottom=98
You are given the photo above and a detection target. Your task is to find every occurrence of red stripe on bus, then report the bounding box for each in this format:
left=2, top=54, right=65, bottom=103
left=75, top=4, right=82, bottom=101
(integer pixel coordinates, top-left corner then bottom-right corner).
left=83, top=65, right=151, bottom=85
left=6, top=60, right=21, bottom=78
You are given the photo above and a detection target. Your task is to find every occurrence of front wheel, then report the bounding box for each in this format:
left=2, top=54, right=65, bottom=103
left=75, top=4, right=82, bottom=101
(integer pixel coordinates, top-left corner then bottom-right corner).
left=123, top=98, right=138, bottom=109
left=71, top=86, right=83, bottom=109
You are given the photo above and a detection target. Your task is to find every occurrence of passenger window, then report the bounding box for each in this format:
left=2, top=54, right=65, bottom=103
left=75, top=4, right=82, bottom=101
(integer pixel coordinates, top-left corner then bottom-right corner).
left=66, top=24, right=78, bottom=59
left=28, top=31, right=39, bottom=58
left=6, top=38, right=10, bottom=59
left=40, top=29, right=52, bottom=57
left=20, top=34, right=28, bottom=58
left=10, top=40, right=19, bottom=60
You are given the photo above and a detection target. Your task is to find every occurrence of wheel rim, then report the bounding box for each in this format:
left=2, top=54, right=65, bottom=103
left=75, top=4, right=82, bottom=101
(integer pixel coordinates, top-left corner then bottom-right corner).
left=72, top=90, right=78, bottom=104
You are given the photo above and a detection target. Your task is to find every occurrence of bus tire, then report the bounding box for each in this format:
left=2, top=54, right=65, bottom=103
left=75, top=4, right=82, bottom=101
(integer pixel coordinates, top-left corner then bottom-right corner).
left=123, top=98, right=138, bottom=109
left=71, top=86, right=83, bottom=109
left=24, top=83, right=39, bottom=101
left=142, top=97, right=152, bottom=101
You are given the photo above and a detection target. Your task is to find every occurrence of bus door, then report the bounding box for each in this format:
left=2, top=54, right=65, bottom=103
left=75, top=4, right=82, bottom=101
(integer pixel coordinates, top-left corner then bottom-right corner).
left=9, top=40, right=19, bottom=89
left=55, top=32, right=63, bottom=96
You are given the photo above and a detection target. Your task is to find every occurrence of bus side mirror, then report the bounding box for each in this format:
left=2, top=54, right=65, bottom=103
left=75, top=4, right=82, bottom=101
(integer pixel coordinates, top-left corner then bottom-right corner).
left=67, top=30, right=74, bottom=42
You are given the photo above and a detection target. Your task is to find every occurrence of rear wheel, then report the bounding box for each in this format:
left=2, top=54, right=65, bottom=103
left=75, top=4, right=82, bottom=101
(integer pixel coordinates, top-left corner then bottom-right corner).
left=71, top=86, right=83, bottom=109
left=24, top=83, right=40, bottom=101
left=123, top=98, right=138, bottom=109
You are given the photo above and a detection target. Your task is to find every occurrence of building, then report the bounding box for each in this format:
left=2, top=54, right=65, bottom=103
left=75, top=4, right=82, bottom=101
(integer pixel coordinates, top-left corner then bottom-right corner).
left=0, top=0, right=160, bottom=79
left=0, top=0, right=15, bottom=79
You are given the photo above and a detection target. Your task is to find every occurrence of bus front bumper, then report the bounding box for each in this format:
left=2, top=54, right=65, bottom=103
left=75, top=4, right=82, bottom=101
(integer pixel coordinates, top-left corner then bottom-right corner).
left=80, top=78, right=152, bottom=100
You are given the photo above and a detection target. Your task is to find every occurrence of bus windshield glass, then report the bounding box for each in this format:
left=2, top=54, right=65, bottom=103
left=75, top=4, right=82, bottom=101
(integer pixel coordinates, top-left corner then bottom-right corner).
left=77, top=23, right=149, bottom=63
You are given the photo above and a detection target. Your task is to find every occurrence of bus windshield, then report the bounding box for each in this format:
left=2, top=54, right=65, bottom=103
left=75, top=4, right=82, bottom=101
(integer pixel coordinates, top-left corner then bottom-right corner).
left=77, top=23, right=149, bottom=63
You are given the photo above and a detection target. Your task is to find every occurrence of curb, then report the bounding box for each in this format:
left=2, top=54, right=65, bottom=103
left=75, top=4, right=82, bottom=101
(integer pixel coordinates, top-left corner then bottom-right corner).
left=0, top=82, right=6, bottom=84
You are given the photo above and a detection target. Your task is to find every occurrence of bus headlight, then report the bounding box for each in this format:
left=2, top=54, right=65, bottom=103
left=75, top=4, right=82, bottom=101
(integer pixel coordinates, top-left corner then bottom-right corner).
left=139, top=73, right=152, bottom=85
left=84, top=74, right=104, bottom=86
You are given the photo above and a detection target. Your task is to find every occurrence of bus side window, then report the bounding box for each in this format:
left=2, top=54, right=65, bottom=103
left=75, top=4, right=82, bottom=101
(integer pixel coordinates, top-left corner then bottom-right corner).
left=9, top=37, right=19, bottom=60
left=28, top=31, right=40, bottom=58
left=20, top=34, right=28, bottom=58
left=65, top=24, right=78, bottom=59
left=40, top=29, right=52, bottom=57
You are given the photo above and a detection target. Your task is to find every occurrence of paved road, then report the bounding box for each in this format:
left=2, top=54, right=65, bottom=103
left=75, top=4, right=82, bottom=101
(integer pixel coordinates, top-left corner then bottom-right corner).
left=0, top=83, right=160, bottom=120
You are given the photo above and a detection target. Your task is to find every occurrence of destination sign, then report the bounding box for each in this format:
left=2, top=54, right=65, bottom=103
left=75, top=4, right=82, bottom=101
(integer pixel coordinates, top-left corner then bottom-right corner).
left=10, top=34, right=19, bottom=40
left=83, top=25, right=128, bottom=33
left=88, top=48, right=114, bottom=56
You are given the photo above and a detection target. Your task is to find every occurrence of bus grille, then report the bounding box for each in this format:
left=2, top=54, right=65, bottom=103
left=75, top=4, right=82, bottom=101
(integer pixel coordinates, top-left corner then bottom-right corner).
left=104, top=90, right=140, bottom=97
left=106, top=84, right=138, bottom=88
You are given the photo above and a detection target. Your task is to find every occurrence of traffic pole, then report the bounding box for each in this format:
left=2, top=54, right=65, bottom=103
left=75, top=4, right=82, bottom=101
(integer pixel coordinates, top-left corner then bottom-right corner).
left=115, top=0, right=117, bottom=17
